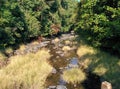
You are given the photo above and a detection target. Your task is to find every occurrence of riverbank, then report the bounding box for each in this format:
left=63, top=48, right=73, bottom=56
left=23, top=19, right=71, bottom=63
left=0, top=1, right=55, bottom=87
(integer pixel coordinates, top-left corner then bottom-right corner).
left=0, top=32, right=119, bottom=89
left=77, top=44, right=120, bottom=89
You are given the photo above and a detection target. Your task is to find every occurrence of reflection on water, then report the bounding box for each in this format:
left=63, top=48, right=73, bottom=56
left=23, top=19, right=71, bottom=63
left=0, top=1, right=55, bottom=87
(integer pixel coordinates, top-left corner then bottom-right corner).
left=68, top=57, right=79, bottom=68
left=59, top=75, right=66, bottom=85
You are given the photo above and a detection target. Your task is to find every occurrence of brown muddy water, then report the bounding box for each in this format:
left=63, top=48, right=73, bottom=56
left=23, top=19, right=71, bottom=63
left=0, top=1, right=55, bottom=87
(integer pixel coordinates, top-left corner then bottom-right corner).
left=44, top=34, right=101, bottom=89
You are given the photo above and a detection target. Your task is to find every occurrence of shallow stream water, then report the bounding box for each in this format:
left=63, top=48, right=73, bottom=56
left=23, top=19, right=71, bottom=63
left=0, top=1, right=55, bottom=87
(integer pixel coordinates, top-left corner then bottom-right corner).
left=44, top=33, right=101, bottom=89
left=7, top=33, right=101, bottom=89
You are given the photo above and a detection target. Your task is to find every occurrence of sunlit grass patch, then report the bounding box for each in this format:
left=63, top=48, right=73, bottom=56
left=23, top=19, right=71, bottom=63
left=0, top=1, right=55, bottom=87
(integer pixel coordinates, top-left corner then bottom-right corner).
left=77, top=45, right=120, bottom=89
left=0, top=49, right=52, bottom=89
left=19, top=44, right=26, bottom=51
left=0, top=52, right=7, bottom=61
left=93, top=64, right=107, bottom=76
left=0, top=52, right=7, bottom=67
left=118, top=61, right=120, bottom=66
left=77, top=45, right=96, bottom=57
left=62, top=68, right=86, bottom=84
left=5, top=47, right=13, bottom=54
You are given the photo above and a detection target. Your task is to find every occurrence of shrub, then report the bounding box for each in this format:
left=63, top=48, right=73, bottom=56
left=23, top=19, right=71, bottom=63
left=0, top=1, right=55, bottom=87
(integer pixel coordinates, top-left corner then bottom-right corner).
left=62, top=68, right=86, bottom=84
left=0, top=49, right=52, bottom=89
left=77, top=45, right=96, bottom=57
left=5, top=47, right=13, bottom=54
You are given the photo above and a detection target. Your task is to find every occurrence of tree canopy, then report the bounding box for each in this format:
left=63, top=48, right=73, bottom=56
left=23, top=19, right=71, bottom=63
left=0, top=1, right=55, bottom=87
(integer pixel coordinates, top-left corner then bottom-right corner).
left=0, top=0, right=77, bottom=47
left=0, top=0, right=120, bottom=54
left=75, top=0, right=120, bottom=54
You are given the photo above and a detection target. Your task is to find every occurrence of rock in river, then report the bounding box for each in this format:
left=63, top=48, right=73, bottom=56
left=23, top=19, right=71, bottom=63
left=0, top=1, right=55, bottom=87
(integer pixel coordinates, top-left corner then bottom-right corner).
left=51, top=68, right=57, bottom=74
left=56, top=85, right=67, bottom=89
left=48, top=85, right=56, bottom=89
left=62, top=46, right=71, bottom=52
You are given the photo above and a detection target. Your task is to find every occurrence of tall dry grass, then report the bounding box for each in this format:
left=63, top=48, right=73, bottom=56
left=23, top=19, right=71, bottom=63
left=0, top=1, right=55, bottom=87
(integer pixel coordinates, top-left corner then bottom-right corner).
left=0, top=52, right=7, bottom=68
left=0, top=49, right=52, bottom=89
left=0, top=52, right=7, bottom=61
left=62, top=68, right=86, bottom=84
left=19, top=44, right=26, bottom=51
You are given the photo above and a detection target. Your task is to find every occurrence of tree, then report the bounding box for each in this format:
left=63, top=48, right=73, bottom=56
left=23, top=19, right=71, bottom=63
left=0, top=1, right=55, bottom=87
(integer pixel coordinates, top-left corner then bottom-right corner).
left=0, top=0, right=77, bottom=47
left=75, top=0, right=120, bottom=53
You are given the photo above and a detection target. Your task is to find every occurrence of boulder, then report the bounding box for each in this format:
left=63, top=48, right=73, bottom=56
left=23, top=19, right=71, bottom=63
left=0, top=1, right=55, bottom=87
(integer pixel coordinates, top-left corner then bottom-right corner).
left=56, top=51, right=63, bottom=54
left=64, top=40, right=71, bottom=45
left=56, top=85, right=67, bottom=89
left=101, top=81, right=112, bottom=89
left=52, top=38, right=60, bottom=44
left=51, top=68, right=57, bottom=74
left=59, top=53, right=64, bottom=57
left=62, top=46, right=71, bottom=52
left=49, top=86, right=56, bottom=89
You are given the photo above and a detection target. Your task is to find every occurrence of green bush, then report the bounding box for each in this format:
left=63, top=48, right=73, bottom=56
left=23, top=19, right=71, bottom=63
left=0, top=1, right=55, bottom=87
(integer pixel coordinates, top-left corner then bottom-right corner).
left=0, top=0, right=77, bottom=47
left=75, top=0, right=120, bottom=53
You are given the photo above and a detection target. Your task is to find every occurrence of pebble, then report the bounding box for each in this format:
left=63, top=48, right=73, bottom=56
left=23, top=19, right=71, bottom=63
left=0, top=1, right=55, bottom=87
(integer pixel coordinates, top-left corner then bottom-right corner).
left=59, top=67, right=64, bottom=70
left=56, top=56, right=60, bottom=58
left=64, top=40, right=71, bottom=45
left=51, top=68, right=57, bottom=74
left=49, top=86, right=56, bottom=89
left=54, top=38, right=60, bottom=43
left=56, top=51, right=63, bottom=54
left=59, top=53, right=64, bottom=57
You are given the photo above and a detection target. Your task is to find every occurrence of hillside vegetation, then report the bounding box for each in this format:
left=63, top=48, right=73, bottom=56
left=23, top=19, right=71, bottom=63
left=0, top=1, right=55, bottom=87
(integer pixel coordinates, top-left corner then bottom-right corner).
left=75, top=0, right=120, bottom=54
left=0, top=0, right=77, bottom=47
left=77, top=44, right=120, bottom=89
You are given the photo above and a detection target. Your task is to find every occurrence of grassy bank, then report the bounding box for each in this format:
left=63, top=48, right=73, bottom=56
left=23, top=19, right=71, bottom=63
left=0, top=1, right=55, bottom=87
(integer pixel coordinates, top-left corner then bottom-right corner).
left=0, top=49, right=52, bottom=89
left=77, top=45, right=120, bottom=89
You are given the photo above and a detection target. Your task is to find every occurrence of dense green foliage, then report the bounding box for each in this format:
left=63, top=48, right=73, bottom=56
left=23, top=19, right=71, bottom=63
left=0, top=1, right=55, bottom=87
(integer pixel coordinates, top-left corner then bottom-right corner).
left=1, top=0, right=120, bottom=53
left=75, top=0, right=120, bottom=54
left=0, top=0, right=77, bottom=47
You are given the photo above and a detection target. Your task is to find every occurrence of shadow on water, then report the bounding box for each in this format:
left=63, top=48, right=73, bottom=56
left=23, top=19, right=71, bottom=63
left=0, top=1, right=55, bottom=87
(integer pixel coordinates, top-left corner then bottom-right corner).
left=82, top=72, right=101, bottom=89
